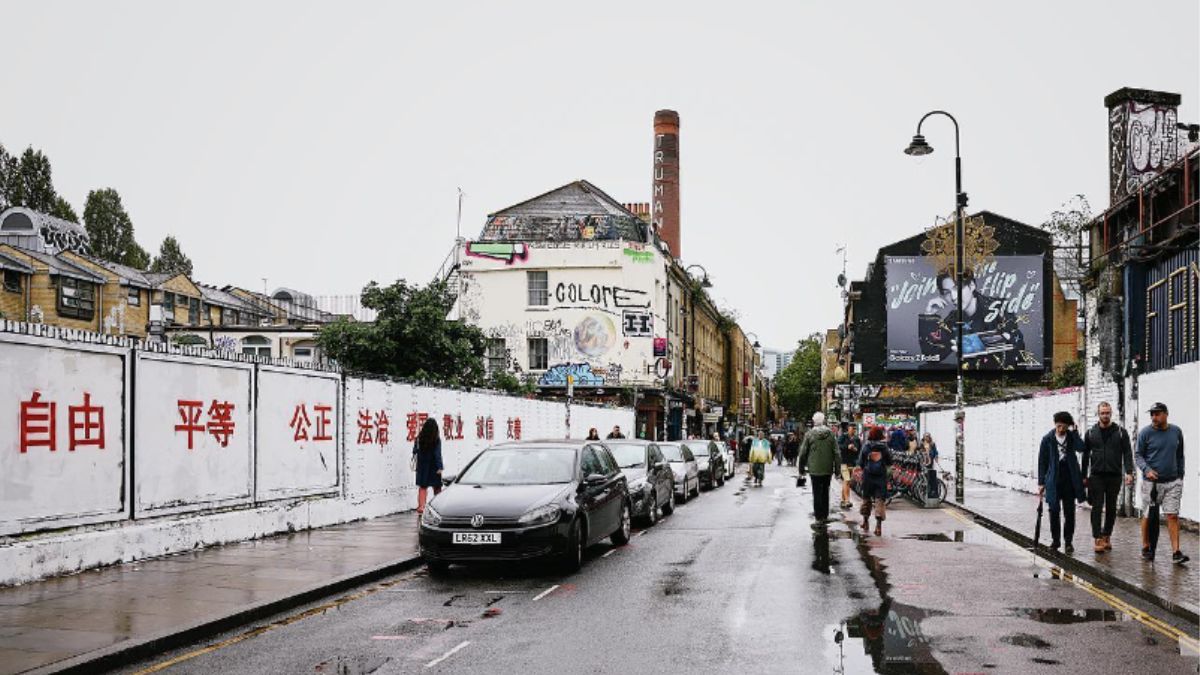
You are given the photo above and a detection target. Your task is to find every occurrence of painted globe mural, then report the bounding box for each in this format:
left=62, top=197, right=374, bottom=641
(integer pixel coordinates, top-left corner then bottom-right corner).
left=573, top=315, right=615, bottom=358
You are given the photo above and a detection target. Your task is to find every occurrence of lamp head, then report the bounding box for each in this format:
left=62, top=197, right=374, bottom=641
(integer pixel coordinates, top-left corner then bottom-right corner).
left=904, top=134, right=934, bottom=156
left=700, top=277, right=713, bottom=289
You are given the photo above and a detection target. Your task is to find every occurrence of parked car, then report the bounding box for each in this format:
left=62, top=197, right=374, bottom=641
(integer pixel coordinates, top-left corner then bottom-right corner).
left=606, top=440, right=675, bottom=525
left=720, top=439, right=738, bottom=480
left=686, top=440, right=726, bottom=489
left=419, top=440, right=631, bottom=574
left=658, top=442, right=700, bottom=503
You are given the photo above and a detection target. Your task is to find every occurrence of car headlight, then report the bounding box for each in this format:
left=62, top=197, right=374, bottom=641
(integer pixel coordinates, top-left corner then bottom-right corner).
left=518, top=504, right=561, bottom=526
left=421, top=505, right=442, bottom=527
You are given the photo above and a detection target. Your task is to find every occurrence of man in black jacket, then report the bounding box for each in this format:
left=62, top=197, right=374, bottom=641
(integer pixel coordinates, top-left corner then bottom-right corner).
left=1082, top=402, right=1135, bottom=553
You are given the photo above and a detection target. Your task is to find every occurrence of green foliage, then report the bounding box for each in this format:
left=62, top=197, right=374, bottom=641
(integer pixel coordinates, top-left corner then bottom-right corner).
left=487, top=370, right=535, bottom=396
left=1042, top=194, right=1092, bottom=244
left=774, top=332, right=823, bottom=421
left=150, top=235, right=194, bottom=277
left=51, top=196, right=78, bottom=223
left=317, top=279, right=487, bottom=386
left=171, top=333, right=207, bottom=346
left=85, top=189, right=150, bottom=266
left=0, top=145, right=62, bottom=214
left=1050, top=359, right=1086, bottom=389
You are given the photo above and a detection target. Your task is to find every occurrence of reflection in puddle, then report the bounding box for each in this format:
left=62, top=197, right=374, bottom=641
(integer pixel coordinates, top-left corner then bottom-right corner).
left=1011, top=607, right=1127, bottom=624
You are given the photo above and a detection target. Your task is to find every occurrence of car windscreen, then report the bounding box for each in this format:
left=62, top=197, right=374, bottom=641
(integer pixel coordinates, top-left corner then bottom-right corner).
left=606, top=443, right=646, bottom=468
left=659, top=444, right=685, bottom=462
left=458, top=447, right=576, bottom=485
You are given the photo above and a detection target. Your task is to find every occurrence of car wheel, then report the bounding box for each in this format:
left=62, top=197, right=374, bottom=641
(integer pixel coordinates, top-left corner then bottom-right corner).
left=661, top=489, right=675, bottom=515
left=426, top=559, right=450, bottom=576
left=717, top=472, right=725, bottom=487
left=691, top=478, right=700, bottom=498
left=645, top=494, right=660, bottom=525
left=677, top=485, right=688, bottom=504
left=559, top=519, right=584, bottom=573
left=610, top=501, right=632, bottom=546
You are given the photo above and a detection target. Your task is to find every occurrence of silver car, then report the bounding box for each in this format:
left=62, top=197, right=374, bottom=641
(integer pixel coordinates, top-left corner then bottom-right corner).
left=659, top=442, right=700, bottom=503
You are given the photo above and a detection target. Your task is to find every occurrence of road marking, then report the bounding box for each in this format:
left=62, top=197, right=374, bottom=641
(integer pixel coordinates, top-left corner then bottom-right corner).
left=939, top=507, right=1199, bottom=652
left=602, top=548, right=618, bottom=558
left=425, top=640, right=470, bottom=669
left=532, top=584, right=560, bottom=601
left=636, top=530, right=648, bottom=537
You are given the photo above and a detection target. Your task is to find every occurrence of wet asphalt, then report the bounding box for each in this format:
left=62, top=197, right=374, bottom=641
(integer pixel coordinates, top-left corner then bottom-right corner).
left=116, top=465, right=1199, bottom=674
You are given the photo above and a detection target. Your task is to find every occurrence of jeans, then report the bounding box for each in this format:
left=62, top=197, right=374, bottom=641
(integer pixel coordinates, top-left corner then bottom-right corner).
left=926, top=469, right=938, bottom=498
left=1048, top=494, right=1076, bottom=546
left=752, top=462, right=765, bottom=482
left=1088, top=472, right=1123, bottom=538
left=811, top=474, right=833, bottom=521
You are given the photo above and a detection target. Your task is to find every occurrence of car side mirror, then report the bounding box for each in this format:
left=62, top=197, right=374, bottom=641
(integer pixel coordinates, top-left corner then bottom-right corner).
left=584, top=473, right=607, bottom=486
left=441, top=474, right=456, bottom=487
left=654, top=461, right=666, bottom=470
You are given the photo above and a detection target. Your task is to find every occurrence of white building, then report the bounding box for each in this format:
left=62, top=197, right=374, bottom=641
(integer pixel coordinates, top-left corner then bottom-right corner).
left=761, top=348, right=794, bottom=380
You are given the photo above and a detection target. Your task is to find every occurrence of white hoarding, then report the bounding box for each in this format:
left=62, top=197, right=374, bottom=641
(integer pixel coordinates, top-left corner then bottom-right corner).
left=0, top=337, right=127, bottom=535
left=134, top=354, right=254, bottom=516
left=343, top=377, right=410, bottom=499
left=256, top=367, right=341, bottom=500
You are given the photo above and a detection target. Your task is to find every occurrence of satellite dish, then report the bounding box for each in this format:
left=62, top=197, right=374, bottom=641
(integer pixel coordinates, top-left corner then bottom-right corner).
left=837, top=273, right=847, bottom=288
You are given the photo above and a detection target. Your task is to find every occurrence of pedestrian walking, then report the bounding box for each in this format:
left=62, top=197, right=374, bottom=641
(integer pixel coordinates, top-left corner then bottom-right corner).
left=1082, top=401, right=1134, bottom=553
left=1037, top=411, right=1087, bottom=553
left=785, top=432, right=800, bottom=466
left=1135, top=402, right=1189, bottom=565
left=748, top=434, right=771, bottom=486
left=606, top=425, right=626, bottom=439
left=413, top=418, right=443, bottom=516
left=838, top=424, right=862, bottom=509
left=586, top=427, right=600, bottom=441
left=799, top=412, right=840, bottom=523
left=920, top=433, right=940, bottom=499
left=858, top=427, right=892, bottom=536
left=888, top=426, right=908, bottom=456
left=773, top=436, right=783, bottom=466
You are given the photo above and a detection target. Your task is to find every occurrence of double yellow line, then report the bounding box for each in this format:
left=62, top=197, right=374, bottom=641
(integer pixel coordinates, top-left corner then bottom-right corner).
left=941, top=507, right=1199, bottom=653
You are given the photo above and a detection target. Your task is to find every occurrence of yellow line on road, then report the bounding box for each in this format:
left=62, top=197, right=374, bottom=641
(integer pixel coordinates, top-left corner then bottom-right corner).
left=940, top=507, right=1199, bottom=652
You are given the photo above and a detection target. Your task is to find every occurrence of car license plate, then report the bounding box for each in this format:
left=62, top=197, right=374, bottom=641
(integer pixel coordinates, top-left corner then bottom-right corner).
left=452, top=532, right=501, bottom=545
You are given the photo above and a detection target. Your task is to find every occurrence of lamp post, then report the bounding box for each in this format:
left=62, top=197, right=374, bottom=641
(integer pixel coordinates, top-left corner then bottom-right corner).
left=745, top=332, right=762, bottom=428
left=683, top=265, right=712, bottom=436
left=905, top=110, right=967, bottom=504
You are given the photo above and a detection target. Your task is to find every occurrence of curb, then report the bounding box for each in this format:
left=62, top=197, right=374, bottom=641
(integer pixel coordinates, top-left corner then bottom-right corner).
left=31, top=553, right=425, bottom=675
left=947, top=501, right=1199, bottom=626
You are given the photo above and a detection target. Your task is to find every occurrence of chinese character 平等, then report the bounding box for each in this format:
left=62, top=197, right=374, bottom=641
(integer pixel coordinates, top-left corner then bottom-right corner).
left=175, top=399, right=205, bottom=450
left=19, top=391, right=57, bottom=453
left=206, top=400, right=236, bottom=447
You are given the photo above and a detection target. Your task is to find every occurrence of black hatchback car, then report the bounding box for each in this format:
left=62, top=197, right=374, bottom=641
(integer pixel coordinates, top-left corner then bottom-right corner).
left=605, top=440, right=675, bottom=525
left=686, top=440, right=727, bottom=490
left=419, top=440, right=632, bottom=573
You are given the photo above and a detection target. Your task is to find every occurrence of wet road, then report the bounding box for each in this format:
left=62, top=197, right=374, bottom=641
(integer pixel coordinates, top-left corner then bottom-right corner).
left=118, top=465, right=1199, bottom=674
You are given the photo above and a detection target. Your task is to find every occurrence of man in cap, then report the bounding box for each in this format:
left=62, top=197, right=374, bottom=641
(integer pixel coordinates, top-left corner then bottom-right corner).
left=1135, top=402, right=1189, bottom=564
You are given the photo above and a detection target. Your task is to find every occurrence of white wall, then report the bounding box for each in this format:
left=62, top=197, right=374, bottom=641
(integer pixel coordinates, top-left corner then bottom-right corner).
left=0, top=327, right=634, bottom=585
left=457, top=239, right=668, bottom=388
left=1124, top=363, right=1198, bottom=522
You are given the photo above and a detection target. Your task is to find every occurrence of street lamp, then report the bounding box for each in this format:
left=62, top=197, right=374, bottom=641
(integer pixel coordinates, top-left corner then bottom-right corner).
left=684, top=264, right=713, bottom=288
left=905, top=109, right=967, bottom=504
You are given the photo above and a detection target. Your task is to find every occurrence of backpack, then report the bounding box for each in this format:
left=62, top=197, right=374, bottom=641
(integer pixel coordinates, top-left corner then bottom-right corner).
left=864, top=449, right=886, bottom=478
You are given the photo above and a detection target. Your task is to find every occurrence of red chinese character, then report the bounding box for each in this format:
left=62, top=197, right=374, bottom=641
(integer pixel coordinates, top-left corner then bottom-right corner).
left=485, top=416, right=494, bottom=440
left=442, top=414, right=455, bottom=441
left=19, top=391, right=57, bottom=453
left=290, top=404, right=312, bottom=441
left=406, top=412, right=428, bottom=442
left=506, top=418, right=515, bottom=440
left=68, top=392, right=106, bottom=451
left=207, top=400, right=236, bottom=447
left=374, top=411, right=390, bottom=446
left=512, top=417, right=522, bottom=440
left=454, top=415, right=464, bottom=440
left=175, top=399, right=205, bottom=450
left=313, top=404, right=333, bottom=441
left=475, top=416, right=485, bottom=439
left=357, top=409, right=374, bottom=445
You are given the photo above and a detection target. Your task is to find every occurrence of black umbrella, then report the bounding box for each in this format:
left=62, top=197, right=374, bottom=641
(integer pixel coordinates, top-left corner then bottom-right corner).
left=1033, top=498, right=1044, bottom=552
left=1147, top=483, right=1161, bottom=558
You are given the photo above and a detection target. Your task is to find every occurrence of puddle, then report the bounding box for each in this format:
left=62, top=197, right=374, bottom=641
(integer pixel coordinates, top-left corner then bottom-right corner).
left=900, top=534, right=954, bottom=542
left=1010, top=608, right=1126, bottom=624
left=661, top=568, right=688, bottom=596
left=314, top=655, right=391, bottom=674
left=1001, top=633, right=1053, bottom=649
left=443, top=594, right=504, bottom=607
left=1031, top=657, right=1062, bottom=665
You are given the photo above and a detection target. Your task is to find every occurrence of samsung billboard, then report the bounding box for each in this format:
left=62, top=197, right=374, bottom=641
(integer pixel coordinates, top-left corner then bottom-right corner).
left=885, top=255, right=1045, bottom=371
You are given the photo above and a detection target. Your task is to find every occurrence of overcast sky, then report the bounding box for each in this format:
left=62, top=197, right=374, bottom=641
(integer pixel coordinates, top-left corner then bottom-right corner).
left=3, top=1, right=1197, bottom=349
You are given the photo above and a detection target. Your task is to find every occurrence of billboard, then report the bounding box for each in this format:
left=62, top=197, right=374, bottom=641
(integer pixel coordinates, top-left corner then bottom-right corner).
left=885, top=255, right=1044, bottom=371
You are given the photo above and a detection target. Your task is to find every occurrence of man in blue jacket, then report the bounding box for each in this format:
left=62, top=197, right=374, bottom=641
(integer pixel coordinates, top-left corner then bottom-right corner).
left=1135, top=402, right=1189, bottom=565
left=1037, top=411, right=1087, bottom=553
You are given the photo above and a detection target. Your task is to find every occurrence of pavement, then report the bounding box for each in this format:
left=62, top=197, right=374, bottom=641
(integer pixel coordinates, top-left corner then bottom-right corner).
left=952, top=479, right=1199, bottom=623
left=0, top=514, right=422, bottom=675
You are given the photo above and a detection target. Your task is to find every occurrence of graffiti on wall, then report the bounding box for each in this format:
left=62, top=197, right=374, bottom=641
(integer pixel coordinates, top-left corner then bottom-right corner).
left=39, top=225, right=89, bottom=255
left=465, top=242, right=529, bottom=265
left=538, top=362, right=604, bottom=387
left=573, top=315, right=615, bottom=358
left=553, top=283, right=650, bottom=311
left=623, top=247, right=654, bottom=264
left=622, top=310, right=653, bottom=337
left=1110, top=101, right=1179, bottom=201
left=480, top=214, right=647, bottom=243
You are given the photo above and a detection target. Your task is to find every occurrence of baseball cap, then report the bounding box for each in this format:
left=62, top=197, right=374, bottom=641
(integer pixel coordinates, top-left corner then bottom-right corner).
left=1148, top=402, right=1169, bottom=414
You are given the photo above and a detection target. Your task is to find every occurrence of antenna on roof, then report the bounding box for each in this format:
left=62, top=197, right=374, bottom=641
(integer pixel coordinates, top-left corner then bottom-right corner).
left=456, top=187, right=465, bottom=242
left=262, top=278, right=268, bottom=296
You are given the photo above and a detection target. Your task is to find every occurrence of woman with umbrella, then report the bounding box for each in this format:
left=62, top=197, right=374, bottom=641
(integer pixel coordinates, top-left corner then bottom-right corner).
left=1037, top=411, right=1087, bottom=553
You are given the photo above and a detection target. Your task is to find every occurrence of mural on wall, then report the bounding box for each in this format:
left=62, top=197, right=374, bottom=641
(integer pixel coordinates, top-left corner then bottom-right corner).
left=538, top=362, right=604, bottom=387
left=623, top=247, right=654, bottom=264
left=102, top=302, right=127, bottom=335
left=573, top=314, right=615, bottom=358
left=553, top=283, right=650, bottom=313
left=622, top=310, right=653, bottom=337
left=213, top=335, right=238, bottom=352
left=465, top=242, right=528, bottom=265
left=479, top=214, right=646, bottom=243
left=39, top=225, right=89, bottom=255
left=1110, top=101, right=1180, bottom=201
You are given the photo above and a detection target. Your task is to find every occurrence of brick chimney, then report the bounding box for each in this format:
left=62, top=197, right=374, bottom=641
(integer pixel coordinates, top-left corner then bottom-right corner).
left=653, top=110, right=681, bottom=258
left=1105, top=88, right=1181, bottom=203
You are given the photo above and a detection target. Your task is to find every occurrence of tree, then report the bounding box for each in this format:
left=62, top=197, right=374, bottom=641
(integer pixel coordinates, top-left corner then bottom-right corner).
left=150, top=235, right=194, bottom=277
left=0, top=144, right=14, bottom=211
left=84, top=188, right=152, bottom=266
left=51, top=196, right=78, bottom=223
left=317, top=279, right=487, bottom=385
left=12, top=148, right=59, bottom=213
left=774, top=332, right=824, bottom=422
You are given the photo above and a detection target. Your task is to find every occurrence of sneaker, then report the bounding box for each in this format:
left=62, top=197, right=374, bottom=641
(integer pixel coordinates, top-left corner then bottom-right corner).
left=1173, top=550, right=1190, bottom=565
left=1065, top=543, right=1074, bottom=554
left=1103, top=535, right=1113, bottom=551
left=1050, top=541, right=1061, bottom=551
left=1142, top=547, right=1155, bottom=561
left=1094, top=538, right=1106, bottom=553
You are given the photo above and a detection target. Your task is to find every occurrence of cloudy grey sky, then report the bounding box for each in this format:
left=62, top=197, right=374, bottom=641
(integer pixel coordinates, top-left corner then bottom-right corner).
left=3, top=1, right=1197, bottom=349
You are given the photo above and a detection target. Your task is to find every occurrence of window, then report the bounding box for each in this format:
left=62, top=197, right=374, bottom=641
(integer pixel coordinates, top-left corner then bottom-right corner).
left=486, top=338, right=507, bottom=374
left=127, top=286, right=140, bottom=306
left=3, top=270, right=21, bottom=293
left=580, top=447, right=604, bottom=478
left=596, top=447, right=618, bottom=475
left=292, top=341, right=316, bottom=362
left=528, top=338, right=548, bottom=370
left=527, top=271, right=548, bottom=306
left=188, top=297, right=200, bottom=325
left=161, top=292, right=174, bottom=321
left=241, top=335, right=272, bottom=357
left=57, top=277, right=95, bottom=320
left=222, top=308, right=240, bottom=326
